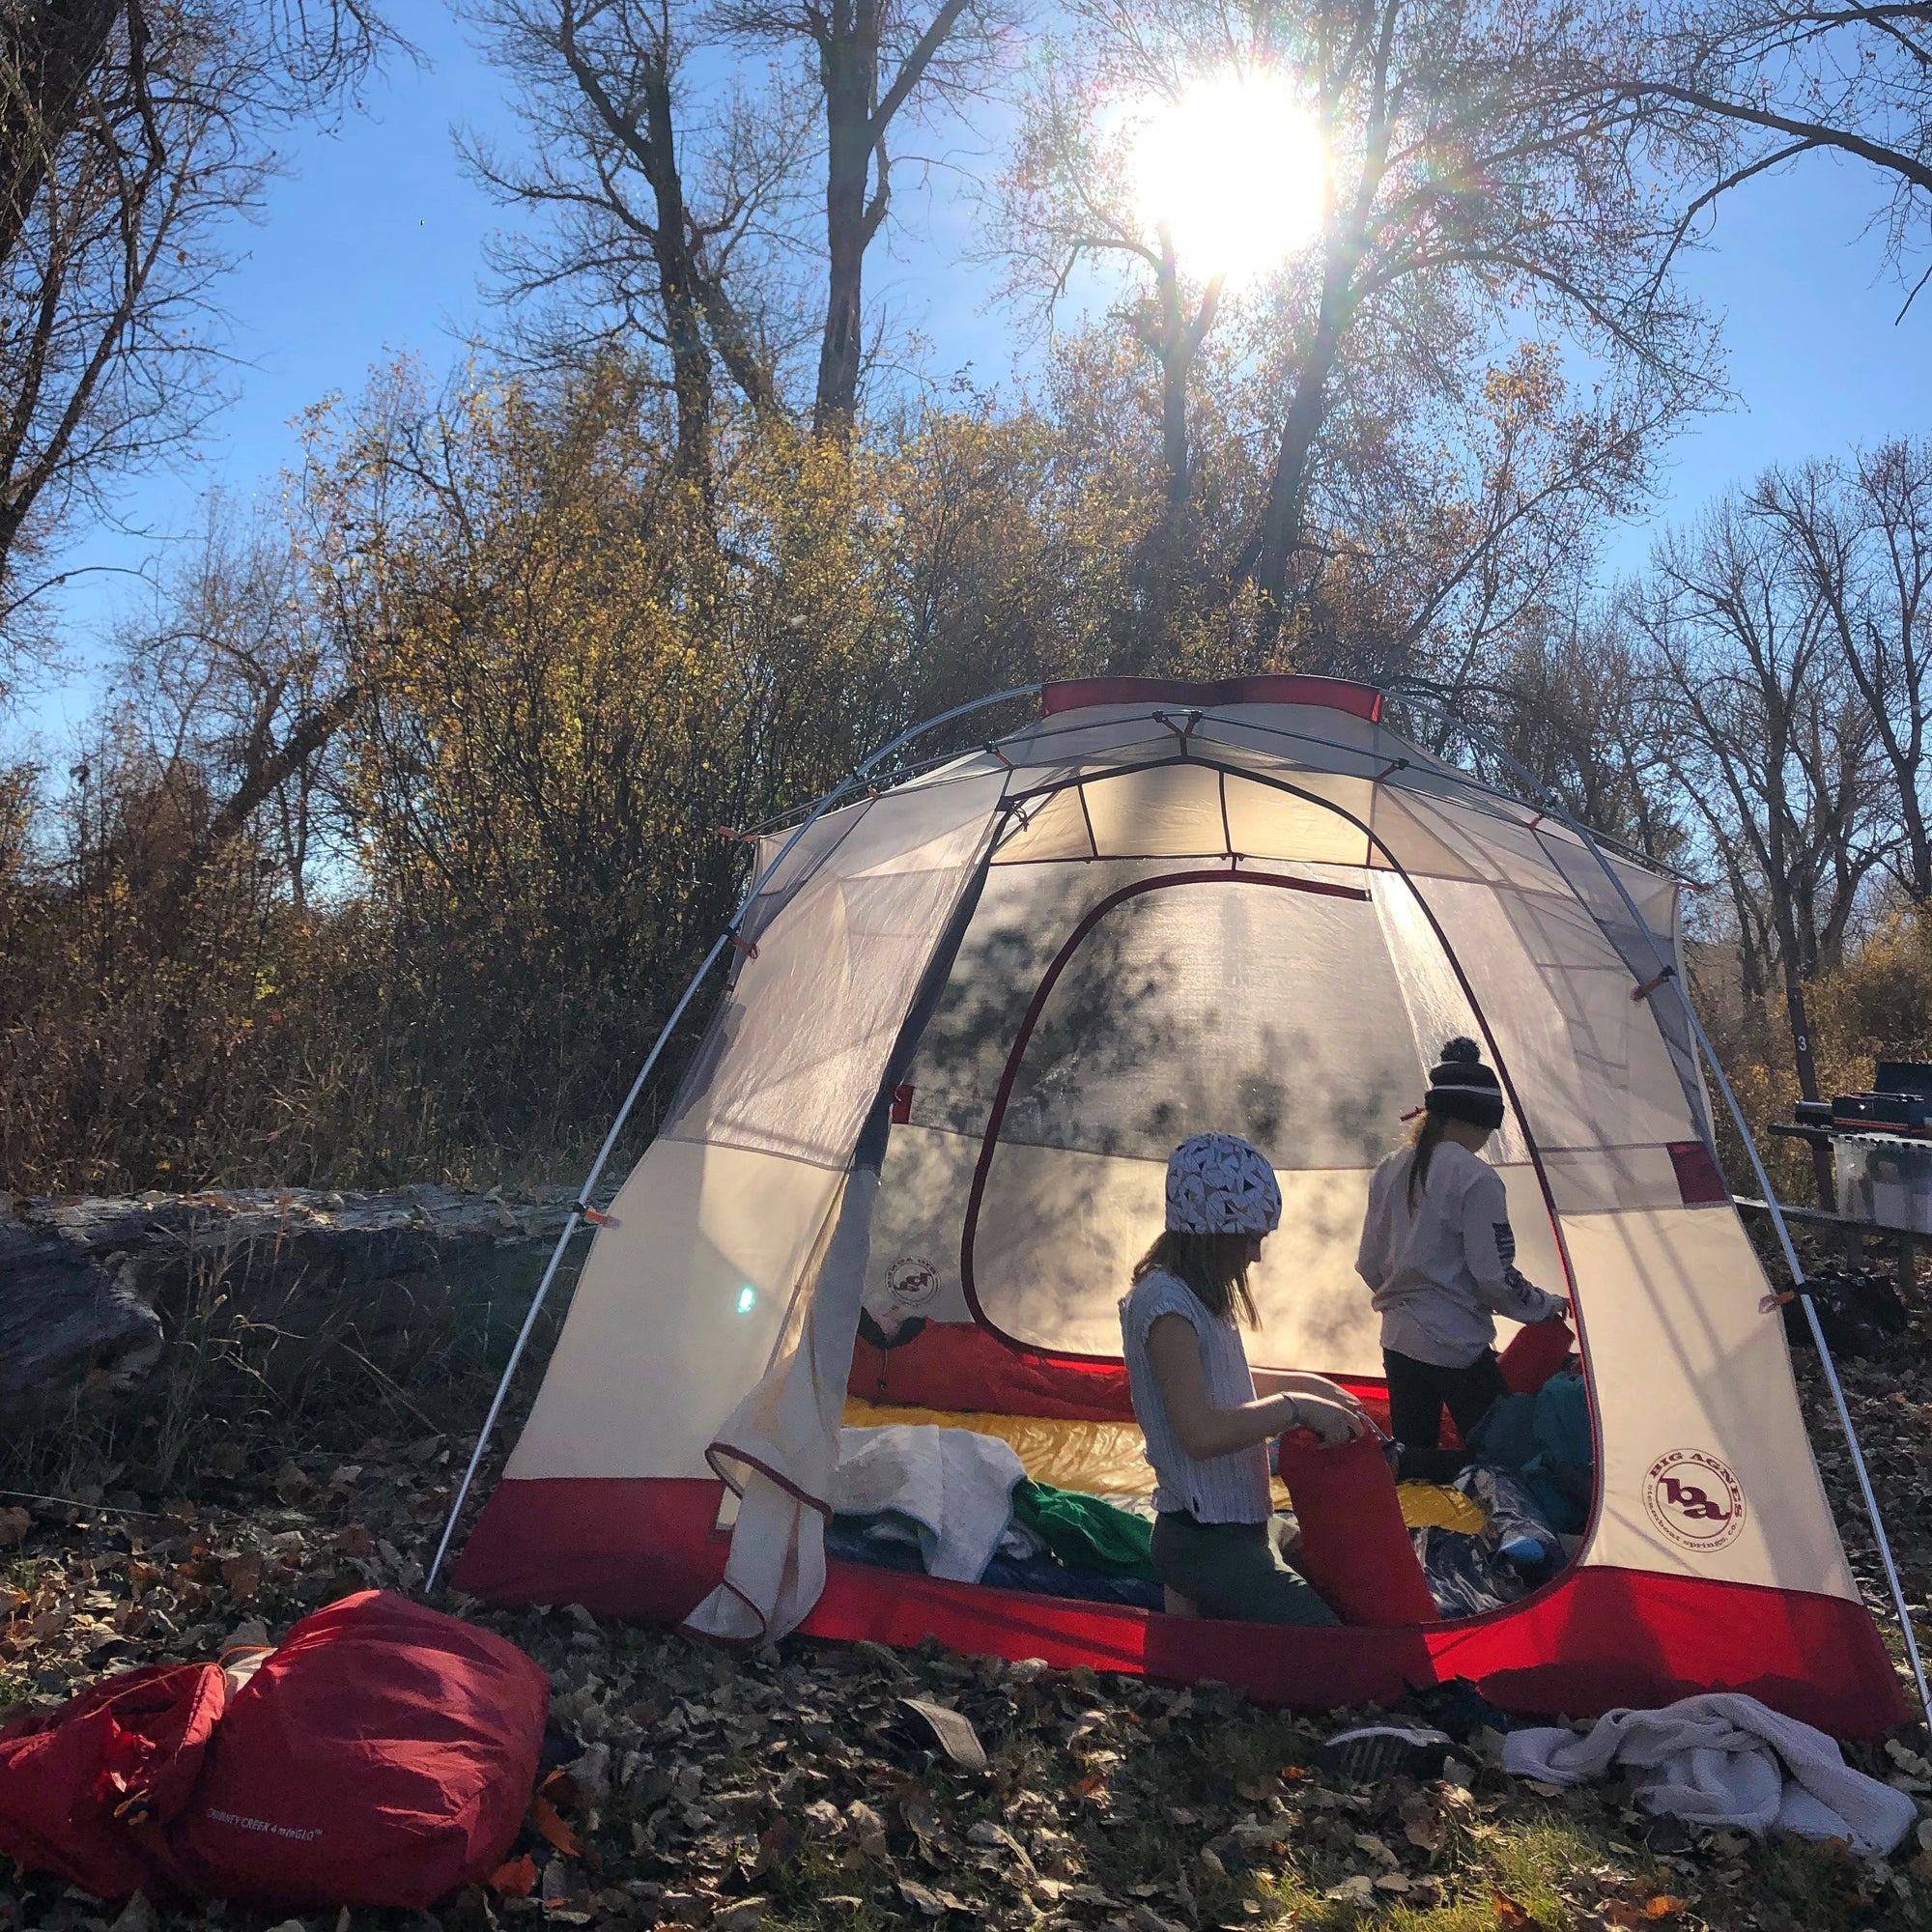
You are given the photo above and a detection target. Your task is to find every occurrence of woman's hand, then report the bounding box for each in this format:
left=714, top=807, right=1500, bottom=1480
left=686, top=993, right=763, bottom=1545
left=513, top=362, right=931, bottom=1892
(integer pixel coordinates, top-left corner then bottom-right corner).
left=1286, top=1390, right=1368, bottom=1444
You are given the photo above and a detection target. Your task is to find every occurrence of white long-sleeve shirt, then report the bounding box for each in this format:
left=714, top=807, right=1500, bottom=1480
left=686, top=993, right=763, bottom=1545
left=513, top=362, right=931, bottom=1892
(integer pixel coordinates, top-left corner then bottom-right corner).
left=1355, top=1140, right=1565, bottom=1368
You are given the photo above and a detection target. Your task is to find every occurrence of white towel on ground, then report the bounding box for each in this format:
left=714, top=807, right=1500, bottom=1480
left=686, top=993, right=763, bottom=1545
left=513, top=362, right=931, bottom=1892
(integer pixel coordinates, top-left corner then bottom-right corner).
left=1502, top=1692, right=1917, bottom=1856
left=832, top=1424, right=1026, bottom=1582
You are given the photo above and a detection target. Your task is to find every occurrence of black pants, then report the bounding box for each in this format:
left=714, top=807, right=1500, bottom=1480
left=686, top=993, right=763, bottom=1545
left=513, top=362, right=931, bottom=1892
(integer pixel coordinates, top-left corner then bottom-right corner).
left=1383, top=1347, right=1508, bottom=1483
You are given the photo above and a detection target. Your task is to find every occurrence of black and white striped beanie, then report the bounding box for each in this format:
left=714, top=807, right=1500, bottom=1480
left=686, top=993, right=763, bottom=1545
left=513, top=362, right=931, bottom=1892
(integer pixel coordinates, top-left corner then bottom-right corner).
left=1424, top=1037, right=1505, bottom=1130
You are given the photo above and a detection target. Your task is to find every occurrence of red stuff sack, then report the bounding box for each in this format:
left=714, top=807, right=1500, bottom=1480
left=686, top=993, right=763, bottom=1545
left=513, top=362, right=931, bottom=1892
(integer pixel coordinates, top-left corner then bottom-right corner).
left=1277, top=1429, right=1440, bottom=1627
left=1498, top=1318, right=1575, bottom=1396
left=0, top=1661, right=228, bottom=1897
left=164, top=1591, right=551, bottom=1909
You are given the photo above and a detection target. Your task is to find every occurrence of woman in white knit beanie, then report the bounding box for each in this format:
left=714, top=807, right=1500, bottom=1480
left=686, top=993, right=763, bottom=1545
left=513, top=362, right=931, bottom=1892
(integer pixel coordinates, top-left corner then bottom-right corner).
left=1118, top=1132, right=1366, bottom=1624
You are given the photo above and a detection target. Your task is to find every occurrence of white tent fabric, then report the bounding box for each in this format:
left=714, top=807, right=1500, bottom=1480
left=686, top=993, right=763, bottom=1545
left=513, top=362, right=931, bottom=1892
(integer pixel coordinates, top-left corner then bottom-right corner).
left=487, top=687, right=1860, bottom=1652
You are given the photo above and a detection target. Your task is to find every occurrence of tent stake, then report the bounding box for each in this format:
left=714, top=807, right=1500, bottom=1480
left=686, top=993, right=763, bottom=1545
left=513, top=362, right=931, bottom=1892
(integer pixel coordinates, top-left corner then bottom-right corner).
left=424, top=683, right=1045, bottom=1596
left=1390, top=685, right=1932, bottom=1733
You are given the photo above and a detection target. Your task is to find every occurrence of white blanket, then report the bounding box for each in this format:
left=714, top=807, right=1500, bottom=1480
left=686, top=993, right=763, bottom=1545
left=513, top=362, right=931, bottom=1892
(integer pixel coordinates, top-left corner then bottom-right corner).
left=832, top=1424, right=1026, bottom=1582
left=1503, top=1692, right=1917, bottom=1856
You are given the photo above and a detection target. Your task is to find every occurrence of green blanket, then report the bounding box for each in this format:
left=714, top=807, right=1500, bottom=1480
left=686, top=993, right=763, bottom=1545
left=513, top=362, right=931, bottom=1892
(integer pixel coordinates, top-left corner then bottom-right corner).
left=1010, top=1479, right=1157, bottom=1579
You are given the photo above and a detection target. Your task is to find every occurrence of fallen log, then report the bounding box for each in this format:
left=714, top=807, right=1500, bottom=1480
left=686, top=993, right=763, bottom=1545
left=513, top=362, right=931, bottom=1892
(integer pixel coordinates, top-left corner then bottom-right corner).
left=0, top=1184, right=602, bottom=1433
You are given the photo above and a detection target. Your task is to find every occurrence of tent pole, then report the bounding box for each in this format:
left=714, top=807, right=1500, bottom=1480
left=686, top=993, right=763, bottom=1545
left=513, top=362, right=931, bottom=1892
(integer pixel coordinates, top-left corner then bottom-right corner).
left=1389, top=686, right=1932, bottom=1732
left=423, top=682, right=1044, bottom=1595
left=424, top=925, right=733, bottom=1595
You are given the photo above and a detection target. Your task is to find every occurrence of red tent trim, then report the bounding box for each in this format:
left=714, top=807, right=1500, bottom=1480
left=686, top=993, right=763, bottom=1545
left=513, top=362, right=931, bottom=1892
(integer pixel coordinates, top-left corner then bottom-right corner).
left=453, top=1475, right=1907, bottom=1737
left=1038, top=677, right=1384, bottom=721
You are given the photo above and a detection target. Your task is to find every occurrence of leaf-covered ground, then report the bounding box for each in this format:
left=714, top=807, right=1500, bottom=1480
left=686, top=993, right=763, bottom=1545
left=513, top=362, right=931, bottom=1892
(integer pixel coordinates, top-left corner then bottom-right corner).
left=4, top=1324, right=1932, bottom=1932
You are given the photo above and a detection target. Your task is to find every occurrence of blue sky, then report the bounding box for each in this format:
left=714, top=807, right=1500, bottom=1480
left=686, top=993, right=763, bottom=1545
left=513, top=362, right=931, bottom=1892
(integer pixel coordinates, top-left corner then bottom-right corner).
left=22, top=4, right=1932, bottom=736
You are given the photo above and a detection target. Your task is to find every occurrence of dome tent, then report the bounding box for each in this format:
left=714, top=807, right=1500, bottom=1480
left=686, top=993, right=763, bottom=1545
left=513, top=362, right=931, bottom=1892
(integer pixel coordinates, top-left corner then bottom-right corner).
left=442, top=675, right=1910, bottom=1736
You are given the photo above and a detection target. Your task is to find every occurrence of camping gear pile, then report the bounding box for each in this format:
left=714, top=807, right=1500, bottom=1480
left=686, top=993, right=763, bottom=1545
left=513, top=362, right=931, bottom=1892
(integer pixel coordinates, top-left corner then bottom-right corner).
left=448, top=675, right=1906, bottom=1735
left=0, top=1591, right=548, bottom=1907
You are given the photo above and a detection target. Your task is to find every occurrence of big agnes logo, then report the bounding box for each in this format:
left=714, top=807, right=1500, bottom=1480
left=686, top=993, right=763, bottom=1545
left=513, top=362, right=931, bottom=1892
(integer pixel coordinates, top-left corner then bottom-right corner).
left=1644, top=1447, right=1746, bottom=1552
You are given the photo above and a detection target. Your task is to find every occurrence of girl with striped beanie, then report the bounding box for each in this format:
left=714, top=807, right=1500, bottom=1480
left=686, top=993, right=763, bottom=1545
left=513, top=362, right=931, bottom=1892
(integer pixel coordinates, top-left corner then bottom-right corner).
left=1356, top=1038, right=1571, bottom=1479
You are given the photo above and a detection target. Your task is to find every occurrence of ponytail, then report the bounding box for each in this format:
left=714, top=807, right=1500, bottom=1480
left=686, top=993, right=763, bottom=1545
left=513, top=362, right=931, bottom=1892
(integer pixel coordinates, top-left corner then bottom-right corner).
left=1406, top=1111, right=1449, bottom=1210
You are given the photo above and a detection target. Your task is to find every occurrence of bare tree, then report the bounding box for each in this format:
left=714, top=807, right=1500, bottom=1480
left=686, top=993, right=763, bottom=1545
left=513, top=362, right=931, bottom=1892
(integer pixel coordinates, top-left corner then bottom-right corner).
left=1637, top=490, right=1894, bottom=1177
left=994, top=58, right=1221, bottom=509
left=1751, top=442, right=1932, bottom=899
left=461, top=0, right=805, bottom=489
left=0, top=0, right=120, bottom=270
left=1619, top=0, right=1932, bottom=312
left=992, top=0, right=1718, bottom=647
left=0, top=0, right=395, bottom=695
left=716, top=0, right=1008, bottom=435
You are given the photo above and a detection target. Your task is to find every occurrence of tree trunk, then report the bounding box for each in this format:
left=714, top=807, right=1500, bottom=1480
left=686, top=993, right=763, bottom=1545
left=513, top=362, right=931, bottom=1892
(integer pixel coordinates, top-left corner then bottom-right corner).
left=1148, top=241, right=1220, bottom=513
left=1772, top=896, right=1837, bottom=1208
left=639, top=64, right=715, bottom=492
left=0, top=1185, right=602, bottom=1432
left=814, top=31, right=874, bottom=439
left=1249, top=280, right=1351, bottom=643
left=0, top=0, right=122, bottom=270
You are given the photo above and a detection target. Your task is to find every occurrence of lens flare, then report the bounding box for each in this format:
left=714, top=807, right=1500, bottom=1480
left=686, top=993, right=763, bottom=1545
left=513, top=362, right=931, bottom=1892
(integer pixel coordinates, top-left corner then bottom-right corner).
left=1128, top=72, right=1325, bottom=284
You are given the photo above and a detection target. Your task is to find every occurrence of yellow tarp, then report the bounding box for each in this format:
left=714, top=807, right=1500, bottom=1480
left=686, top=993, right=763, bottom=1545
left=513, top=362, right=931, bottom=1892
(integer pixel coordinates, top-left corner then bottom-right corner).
left=839, top=1397, right=1486, bottom=1532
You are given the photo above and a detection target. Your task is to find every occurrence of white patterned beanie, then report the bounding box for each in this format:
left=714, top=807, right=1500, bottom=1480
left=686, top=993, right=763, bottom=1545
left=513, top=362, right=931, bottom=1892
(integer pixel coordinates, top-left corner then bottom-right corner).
left=1164, top=1133, right=1283, bottom=1236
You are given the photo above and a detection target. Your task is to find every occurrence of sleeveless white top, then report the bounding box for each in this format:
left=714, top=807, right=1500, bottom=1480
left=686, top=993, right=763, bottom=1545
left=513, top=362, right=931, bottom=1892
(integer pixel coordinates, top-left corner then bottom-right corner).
left=1118, top=1269, right=1272, bottom=1523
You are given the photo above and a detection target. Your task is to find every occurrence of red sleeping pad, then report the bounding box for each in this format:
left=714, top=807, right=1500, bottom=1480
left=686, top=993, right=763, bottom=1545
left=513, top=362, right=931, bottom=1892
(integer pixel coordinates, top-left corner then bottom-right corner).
left=0, top=1591, right=550, bottom=1908
left=1498, top=1317, right=1576, bottom=1395
left=1278, top=1428, right=1441, bottom=1627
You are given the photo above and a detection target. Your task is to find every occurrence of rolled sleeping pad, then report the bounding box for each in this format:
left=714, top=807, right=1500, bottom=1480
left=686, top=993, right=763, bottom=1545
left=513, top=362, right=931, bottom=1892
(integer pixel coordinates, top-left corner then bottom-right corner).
left=1497, top=1317, right=1576, bottom=1396
left=1277, top=1428, right=1441, bottom=1627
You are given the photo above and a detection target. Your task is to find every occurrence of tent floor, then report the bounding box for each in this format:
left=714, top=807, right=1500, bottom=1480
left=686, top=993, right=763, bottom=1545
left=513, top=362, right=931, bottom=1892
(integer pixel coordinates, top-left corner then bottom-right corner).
left=454, top=1476, right=1909, bottom=1738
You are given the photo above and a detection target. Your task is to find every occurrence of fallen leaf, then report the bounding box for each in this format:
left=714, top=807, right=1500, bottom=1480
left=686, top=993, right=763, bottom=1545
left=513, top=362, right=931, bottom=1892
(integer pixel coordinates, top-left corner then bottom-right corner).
left=272, top=1461, right=311, bottom=1501
left=752, top=1816, right=800, bottom=1874
left=331, top=1525, right=375, bottom=1558
left=1493, top=1889, right=1536, bottom=1930
left=1644, top=1899, right=1687, bottom=1920
left=0, top=1506, right=30, bottom=1548
left=1070, top=1773, right=1108, bottom=1799
left=899, top=1880, right=951, bottom=1918
left=713, top=1899, right=768, bottom=1932
left=1401, top=1790, right=1446, bottom=1854
left=221, top=1553, right=263, bottom=1601
left=491, top=1856, right=537, bottom=1899
left=532, top=1791, right=581, bottom=1858
left=109, top=1892, right=157, bottom=1932
left=901, top=1696, right=986, bottom=1770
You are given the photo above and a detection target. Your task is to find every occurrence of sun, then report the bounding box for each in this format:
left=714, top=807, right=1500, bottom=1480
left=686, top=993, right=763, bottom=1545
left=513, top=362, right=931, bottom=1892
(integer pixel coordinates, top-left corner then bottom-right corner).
left=1127, top=71, right=1326, bottom=286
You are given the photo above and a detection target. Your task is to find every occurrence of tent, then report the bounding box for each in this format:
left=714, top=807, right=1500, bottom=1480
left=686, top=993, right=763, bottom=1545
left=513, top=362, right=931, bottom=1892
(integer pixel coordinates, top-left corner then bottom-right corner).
left=448, top=675, right=1908, bottom=1736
